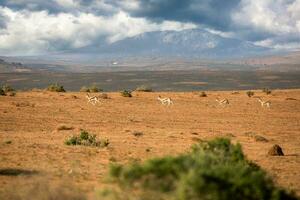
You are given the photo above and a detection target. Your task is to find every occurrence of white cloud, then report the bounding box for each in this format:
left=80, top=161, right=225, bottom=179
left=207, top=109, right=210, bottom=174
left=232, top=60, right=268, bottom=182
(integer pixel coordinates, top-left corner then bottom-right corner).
left=232, top=0, right=300, bottom=49
left=0, top=6, right=196, bottom=55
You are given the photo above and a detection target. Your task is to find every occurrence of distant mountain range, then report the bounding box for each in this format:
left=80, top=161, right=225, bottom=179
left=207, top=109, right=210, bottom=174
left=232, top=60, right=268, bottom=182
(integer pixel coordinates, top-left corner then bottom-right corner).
left=68, top=28, right=271, bottom=59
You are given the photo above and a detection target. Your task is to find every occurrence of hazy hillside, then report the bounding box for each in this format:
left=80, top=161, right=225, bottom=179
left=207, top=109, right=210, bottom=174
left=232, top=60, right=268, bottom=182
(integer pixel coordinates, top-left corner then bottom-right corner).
left=0, top=58, right=32, bottom=73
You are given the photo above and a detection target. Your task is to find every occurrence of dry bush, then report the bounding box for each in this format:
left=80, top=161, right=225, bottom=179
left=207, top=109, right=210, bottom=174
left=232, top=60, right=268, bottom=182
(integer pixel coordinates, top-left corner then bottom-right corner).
left=262, top=88, right=272, bottom=95
left=246, top=91, right=254, bottom=97
left=199, top=91, right=207, bottom=97
left=135, top=85, right=153, bottom=92
left=47, top=83, right=66, bottom=92
left=120, top=90, right=132, bottom=97
left=98, top=93, right=109, bottom=99
left=65, top=130, right=109, bottom=147
left=12, top=101, right=35, bottom=107
left=56, top=125, right=74, bottom=131
left=80, top=86, right=103, bottom=93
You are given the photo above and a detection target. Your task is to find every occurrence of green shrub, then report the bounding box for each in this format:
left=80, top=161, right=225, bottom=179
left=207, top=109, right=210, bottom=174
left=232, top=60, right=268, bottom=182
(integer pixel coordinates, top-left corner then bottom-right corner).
left=135, top=85, right=153, bottom=92
left=246, top=91, right=254, bottom=97
left=47, top=83, right=65, bottom=92
left=263, top=88, right=272, bottom=95
left=107, top=138, right=298, bottom=200
left=65, top=130, right=109, bottom=147
left=199, top=91, right=207, bottom=97
left=2, top=85, right=14, bottom=92
left=121, top=90, right=132, bottom=97
left=0, top=88, right=5, bottom=96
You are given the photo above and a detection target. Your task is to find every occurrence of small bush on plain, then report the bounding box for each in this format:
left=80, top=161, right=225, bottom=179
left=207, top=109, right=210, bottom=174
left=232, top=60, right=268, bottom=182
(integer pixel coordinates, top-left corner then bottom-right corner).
left=65, top=130, right=109, bottom=147
left=2, top=85, right=14, bottom=92
left=80, top=85, right=103, bottom=93
left=263, top=88, right=272, bottom=95
left=47, top=83, right=66, bottom=92
left=121, top=90, right=132, bottom=97
left=199, top=91, right=207, bottom=97
left=246, top=91, right=254, bottom=97
left=107, top=138, right=298, bottom=200
left=135, top=85, right=153, bottom=92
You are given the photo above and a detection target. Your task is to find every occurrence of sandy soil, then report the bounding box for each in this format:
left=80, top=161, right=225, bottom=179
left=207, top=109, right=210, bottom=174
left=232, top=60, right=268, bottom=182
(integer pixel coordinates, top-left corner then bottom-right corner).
left=0, top=90, right=300, bottom=198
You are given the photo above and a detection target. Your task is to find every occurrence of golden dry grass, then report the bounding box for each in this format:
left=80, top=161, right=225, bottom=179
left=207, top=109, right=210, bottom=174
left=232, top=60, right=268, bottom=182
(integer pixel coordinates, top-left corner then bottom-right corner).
left=0, top=89, right=300, bottom=198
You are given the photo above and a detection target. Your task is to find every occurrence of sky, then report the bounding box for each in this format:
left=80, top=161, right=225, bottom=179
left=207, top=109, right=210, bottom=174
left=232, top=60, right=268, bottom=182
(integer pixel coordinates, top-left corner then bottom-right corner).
left=0, top=0, right=299, bottom=56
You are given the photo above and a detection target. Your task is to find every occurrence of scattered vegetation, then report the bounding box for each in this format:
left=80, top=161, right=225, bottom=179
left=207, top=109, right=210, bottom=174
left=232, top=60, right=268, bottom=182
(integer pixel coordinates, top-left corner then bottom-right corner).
left=2, top=85, right=15, bottom=93
left=0, top=88, right=5, bottom=96
left=254, top=135, right=269, bottom=142
left=120, top=90, right=132, bottom=97
left=246, top=90, right=255, bottom=97
left=65, top=130, right=109, bottom=147
left=263, top=88, right=272, bottom=95
left=47, top=83, right=66, bottom=92
left=106, top=138, right=297, bottom=200
left=56, top=125, right=74, bottom=131
left=0, top=85, right=15, bottom=96
left=12, top=102, right=35, bottom=107
left=80, top=85, right=103, bottom=93
left=244, top=132, right=269, bottom=142
left=99, top=93, right=109, bottom=99
left=199, top=91, right=207, bottom=97
left=132, top=131, right=143, bottom=137
left=135, top=85, right=153, bottom=92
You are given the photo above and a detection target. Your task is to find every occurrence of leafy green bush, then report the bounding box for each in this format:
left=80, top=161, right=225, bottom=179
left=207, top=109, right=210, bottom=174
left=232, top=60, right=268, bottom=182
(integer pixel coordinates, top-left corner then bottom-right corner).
left=47, top=83, right=66, bottom=92
left=246, top=91, right=254, bottom=97
left=263, top=88, right=272, bottom=95
left=120, top=90, right=132, bottom=97
left=135, top=85, right=153, bottom=92
left=80, top=85, right=103, bottom=93
left=65, top=130, right=109, bottom=147
left=107, top=138, right=298, bottom=200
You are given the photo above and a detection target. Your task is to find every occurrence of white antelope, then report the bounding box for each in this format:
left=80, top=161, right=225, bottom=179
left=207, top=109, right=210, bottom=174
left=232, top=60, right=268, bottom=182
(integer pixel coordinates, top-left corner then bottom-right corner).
left=157, top=95, right=173, bottom=106
left=86, top=93, right=100, bottom=105
left=216, top=97, right=229, bottom=107
left=258, top=98, right=271, bottom=108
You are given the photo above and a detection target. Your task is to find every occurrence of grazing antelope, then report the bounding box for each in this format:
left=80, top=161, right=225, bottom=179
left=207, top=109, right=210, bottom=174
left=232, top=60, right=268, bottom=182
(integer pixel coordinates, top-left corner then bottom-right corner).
left=258, top=97, right=271, bottom=108
left=157, top=95, right=173, bottom=106
left=216, top=97, right=229, bottom=107
left=86, top=93, right=100, bottom=105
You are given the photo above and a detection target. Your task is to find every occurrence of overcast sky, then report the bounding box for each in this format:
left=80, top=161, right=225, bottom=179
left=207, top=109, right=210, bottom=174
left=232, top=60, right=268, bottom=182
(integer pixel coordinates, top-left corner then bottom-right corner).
left=0, top=0, right=299, bottom=55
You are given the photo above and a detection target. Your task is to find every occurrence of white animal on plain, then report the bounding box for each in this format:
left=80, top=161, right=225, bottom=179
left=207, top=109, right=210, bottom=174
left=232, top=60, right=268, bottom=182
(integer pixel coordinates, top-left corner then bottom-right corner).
left=258, top=97, right=271, bottom=108
left=216, top=97, right=229, bottom=107
left=86, top=93, right=100, bottom=105
left=157, top=95, right=173, bottom=106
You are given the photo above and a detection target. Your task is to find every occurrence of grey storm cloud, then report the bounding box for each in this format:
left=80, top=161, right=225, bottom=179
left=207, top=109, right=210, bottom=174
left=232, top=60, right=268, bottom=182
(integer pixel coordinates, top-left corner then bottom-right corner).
left=116, top=0, right=241, bottom=31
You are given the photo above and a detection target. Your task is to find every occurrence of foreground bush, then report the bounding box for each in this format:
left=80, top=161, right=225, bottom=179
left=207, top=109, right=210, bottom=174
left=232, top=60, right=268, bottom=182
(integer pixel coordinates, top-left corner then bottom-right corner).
left=65, top=130, right=109, bottom=147
left=120, top=90, right=132, bottom=97
left=47, top=83, right=65, bottom=92
left=106, top=138, right=298, bottom=200
left=135, top=85, right=153, bottom=92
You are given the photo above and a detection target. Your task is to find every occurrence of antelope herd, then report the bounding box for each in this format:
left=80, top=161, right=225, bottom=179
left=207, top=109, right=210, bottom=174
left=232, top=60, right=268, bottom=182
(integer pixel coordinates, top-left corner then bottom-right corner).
left=85, top=92, right=271, bottom=109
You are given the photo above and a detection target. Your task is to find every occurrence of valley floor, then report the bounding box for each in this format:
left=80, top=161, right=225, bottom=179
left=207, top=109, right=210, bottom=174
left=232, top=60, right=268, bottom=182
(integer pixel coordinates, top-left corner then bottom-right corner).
left=0, top=89, right=300, bottom=198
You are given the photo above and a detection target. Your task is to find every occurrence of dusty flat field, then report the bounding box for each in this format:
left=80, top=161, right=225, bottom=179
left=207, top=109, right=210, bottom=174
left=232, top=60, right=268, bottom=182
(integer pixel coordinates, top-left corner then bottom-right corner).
left=0, top=89, right=300, bottom=198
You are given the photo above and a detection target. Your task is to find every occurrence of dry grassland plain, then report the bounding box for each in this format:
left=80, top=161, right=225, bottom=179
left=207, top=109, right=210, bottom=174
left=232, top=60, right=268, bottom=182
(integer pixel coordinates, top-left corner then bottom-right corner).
left=0, top=89, right=300, bottom=198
